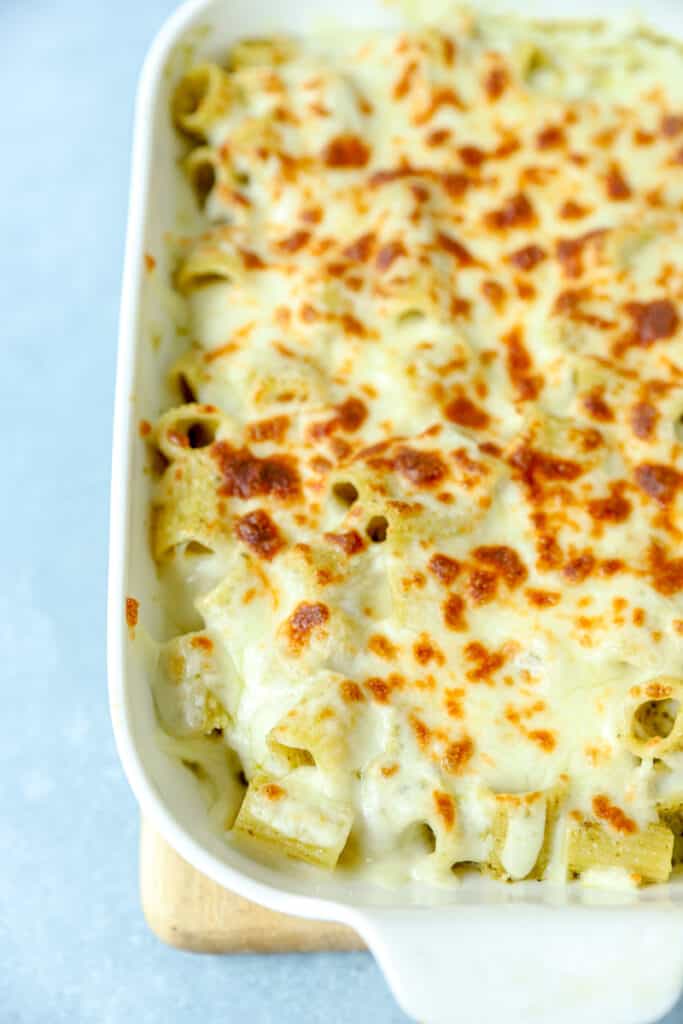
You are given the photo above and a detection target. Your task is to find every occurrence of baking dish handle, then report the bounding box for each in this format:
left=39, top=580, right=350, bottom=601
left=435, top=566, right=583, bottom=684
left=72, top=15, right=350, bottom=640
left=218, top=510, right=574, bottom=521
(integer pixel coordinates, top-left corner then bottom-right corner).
left=356, top=904, right=683, bottom=1024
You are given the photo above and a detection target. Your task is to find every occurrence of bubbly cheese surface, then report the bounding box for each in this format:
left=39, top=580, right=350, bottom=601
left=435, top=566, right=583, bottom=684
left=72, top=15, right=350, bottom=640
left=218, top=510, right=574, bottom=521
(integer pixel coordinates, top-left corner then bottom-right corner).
left=150, top=7, right=683, bottom=886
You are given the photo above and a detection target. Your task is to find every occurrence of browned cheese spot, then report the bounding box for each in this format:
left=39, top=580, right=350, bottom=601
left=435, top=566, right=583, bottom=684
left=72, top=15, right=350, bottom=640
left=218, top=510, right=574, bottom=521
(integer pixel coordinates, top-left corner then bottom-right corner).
left=556, top=229, right=605, bottom=278
left=433, top=789, right=456, bottom=829
left=536, top=124, right=565, bottom=149
left=648, top=542, right=683, bottom=596
left=413, top=634, right=445, bottom=666
left=429, top=554, right=461, bottom=585
left=443, top=593, right=467, bottom=630
left=504, top=328, right=542, bottom=401
left=340, top=680, right=365, bottom=703
left=629, top=402, right=657, bottom=440
left=324, top=530, right=366, bottom=555
left=484, top=66, right=508, bottom=101
left=342, top=232, right=375, bottom=262
left=125, top=597, right=139, bottom=628
left=442, top=736, right=474, bottom=774
left=507, top=244, right=546, bottom=271
left=394, top=447, right=447, bottom=487
left=277, top=230, right=311, bottom=254
left=485, top=192, right=536, bottom=231
left=563, top=552, right=596, bottom=583
left=212, top=442, right=300, bottom=501
left=588, top=483, right=632, bottom=523
left=445, top=395, right=490, bottom=429
left=234, top=509, right=284, bottom=560
left=366, top=673, right=403, bottom=703
left=582, top=389, right=613, bottom=422
left=467, top=569, right=498, bottom=605
left=311, top=397, right=368, bottom=440
left=464, top=640, right=506, bottom=682
left=376, top=241, right=407, bottom=272
left=526, top=588, right=561, bottom=608
left=625, top=300, right=679, bottom=348
left=323, top=134, right=371, bottom=167
left=592, top=794, right=637, bottom=834
left=263, top=783, right=286, bottom=801
left=368, top=634, right=398, bottom=660
left=285, top=602, right=330, bottom=653
left=472, top=545, right=528, bottom=588
left=246, top=415, right=290, bottom=443
left=634, top=463, right=681, bottom=505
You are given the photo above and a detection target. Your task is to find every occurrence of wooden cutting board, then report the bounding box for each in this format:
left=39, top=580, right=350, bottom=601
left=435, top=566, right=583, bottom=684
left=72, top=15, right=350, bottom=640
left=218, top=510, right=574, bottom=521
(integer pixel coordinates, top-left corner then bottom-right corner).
left=140, top=820, right=365, bottom=953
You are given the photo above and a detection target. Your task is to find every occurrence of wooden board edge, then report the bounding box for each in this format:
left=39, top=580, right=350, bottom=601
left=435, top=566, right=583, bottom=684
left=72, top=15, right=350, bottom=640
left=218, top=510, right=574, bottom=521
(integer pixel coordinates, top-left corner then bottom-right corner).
left=139, top=821, right=365, bottom=953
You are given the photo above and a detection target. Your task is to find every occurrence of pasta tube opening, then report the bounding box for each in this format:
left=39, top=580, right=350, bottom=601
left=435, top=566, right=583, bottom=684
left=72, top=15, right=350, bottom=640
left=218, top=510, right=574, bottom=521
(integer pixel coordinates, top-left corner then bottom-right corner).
left=366, top=515, right=389, bottom=543
left=398, top=821, right=437, bottom=856
left=172, top=63, right=232, bottom=138
left=332, top=481, right=359, bottom=506
left=155, top=403, right=223, bottom=459
left=184, top=146, right=219, bottom=206
left=622, top=678, right=683, bottom=757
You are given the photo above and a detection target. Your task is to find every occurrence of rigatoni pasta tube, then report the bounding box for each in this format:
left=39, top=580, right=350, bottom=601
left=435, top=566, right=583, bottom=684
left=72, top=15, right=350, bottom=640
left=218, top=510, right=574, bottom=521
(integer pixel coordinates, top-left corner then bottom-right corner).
left=227, top=36, right=295, bottom=69
left=268, top=672, right=358, bottom=774
left=567, top=820, right=673, bottom=884
left=183, top=146, right=220, bottom=206
left=155, top=403, right=225, bottom=461
left=174, top=241, right=242, bottom=293
left=152, top=458, right=225, bottom=560
left=171, top=63, right=232, bottom=138
left=233, top=771, right=353, bottom=868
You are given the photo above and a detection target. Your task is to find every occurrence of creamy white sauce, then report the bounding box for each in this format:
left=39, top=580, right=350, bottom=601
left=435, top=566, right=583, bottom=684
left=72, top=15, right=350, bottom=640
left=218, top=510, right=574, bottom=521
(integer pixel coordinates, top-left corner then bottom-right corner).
left=500, top=801, right=547, bottom=880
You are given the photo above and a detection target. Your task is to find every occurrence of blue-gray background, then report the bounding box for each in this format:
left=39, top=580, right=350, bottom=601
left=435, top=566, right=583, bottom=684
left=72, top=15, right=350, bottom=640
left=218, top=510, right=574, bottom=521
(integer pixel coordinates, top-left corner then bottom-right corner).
left=1, top=2, right=680, bottom=1022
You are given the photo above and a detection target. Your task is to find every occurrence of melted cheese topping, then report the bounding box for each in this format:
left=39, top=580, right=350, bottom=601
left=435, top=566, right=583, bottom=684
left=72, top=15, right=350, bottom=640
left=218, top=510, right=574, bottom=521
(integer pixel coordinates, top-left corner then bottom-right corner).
left=152, top=8, right=683, bottom=886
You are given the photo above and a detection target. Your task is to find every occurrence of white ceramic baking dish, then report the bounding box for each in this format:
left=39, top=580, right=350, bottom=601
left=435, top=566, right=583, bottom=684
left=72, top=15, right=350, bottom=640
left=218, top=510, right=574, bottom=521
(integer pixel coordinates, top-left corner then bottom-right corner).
left=109, top=1, right=683, bottom=1020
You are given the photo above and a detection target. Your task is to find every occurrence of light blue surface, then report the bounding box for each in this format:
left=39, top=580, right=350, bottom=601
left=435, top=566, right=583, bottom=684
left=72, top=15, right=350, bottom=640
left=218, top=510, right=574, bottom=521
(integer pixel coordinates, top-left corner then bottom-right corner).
left=1, top=2, right=682, bottom=1022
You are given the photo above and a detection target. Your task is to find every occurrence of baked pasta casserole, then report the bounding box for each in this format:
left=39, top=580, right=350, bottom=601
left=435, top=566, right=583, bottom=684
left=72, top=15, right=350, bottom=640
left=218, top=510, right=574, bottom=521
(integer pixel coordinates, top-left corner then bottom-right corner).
left=142, top=7, right=683, bottom=886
